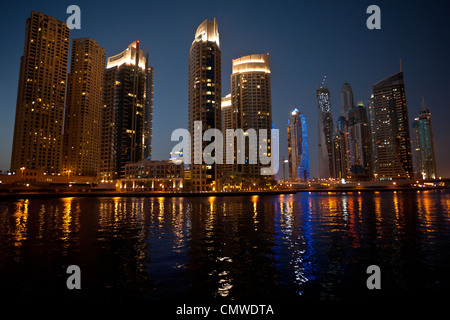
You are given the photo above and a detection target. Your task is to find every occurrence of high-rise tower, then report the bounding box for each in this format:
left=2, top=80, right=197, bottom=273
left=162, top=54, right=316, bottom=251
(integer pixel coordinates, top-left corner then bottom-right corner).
left=188, top=18, right=221, bottom=191
left=63, top=38, right=105, bottom=177
left=317, top=79, right=334, bottom=179
left=144, top=55, right=154, bottom=160
left=11, top=11, right=70, bottom=174
left=340, top=82, right=354, bottom=118
left=100, top=41, right=151, bottom=181
left=347, top=101, right=372, bottom=178
left=287, top=108, right=310, bottom=181
left=371, top=70, right=413, bottom=179
left=230, top=53, right=272, bottom=176
left=412, top=97, right=437, bottom=179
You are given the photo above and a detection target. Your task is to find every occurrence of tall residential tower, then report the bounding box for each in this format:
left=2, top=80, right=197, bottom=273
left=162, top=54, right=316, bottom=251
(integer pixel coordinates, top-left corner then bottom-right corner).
left=230, top=53, right=272, bottom=177
left=63, top=38, right=105, bottom=177
left=188, top=18, right=221, bottom=191
left=11, top=11, right=70, bottom=174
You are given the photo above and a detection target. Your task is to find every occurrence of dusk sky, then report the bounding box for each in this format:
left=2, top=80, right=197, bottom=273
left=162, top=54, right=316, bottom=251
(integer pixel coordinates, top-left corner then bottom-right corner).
left=0, top=0, right=449, bottom=178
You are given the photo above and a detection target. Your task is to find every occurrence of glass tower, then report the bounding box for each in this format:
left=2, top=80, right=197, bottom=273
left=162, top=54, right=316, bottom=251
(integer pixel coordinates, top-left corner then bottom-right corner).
left=287, top=109, right=310, bottom=181
left=100, top=41, right=152, bottom=180
left=371, top=70, right=413, bottom=179
left=412, top=97, right=437, bottom=179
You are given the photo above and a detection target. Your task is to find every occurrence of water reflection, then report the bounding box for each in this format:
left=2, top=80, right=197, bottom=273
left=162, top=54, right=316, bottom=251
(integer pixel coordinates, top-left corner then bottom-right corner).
left=0, top=190, right=448, bottom=300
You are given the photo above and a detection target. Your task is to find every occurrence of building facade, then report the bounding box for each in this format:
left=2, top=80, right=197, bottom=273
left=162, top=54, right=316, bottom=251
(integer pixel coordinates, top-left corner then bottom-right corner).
left=11, top=11, right=70, bottom=174
left=287, top=108, right=310, bottom=181
left=63, top=38, right=105, bottom=177
left=100, top=41, right=152, bottom=181
left=412, top=97, right=437, bottom=180
left=317, top=84, right=334, bottom=179
left=188, top=18, right=221, bottom=191
left=371, top=70, right=413, bottom=179
left=119, top=159, right=184, bottom=191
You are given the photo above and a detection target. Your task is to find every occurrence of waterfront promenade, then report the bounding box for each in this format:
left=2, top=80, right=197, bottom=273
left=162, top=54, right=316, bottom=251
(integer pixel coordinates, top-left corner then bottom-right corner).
left=0, top=181, right=447, bottom=200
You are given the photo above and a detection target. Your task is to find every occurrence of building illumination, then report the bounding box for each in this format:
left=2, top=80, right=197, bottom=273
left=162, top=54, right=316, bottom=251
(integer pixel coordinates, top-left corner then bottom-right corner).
left=193, top=18, right=220, bottom=48
left=107, top=41, right=146, bottom=70
left=232, top=54, right=270, bottom=74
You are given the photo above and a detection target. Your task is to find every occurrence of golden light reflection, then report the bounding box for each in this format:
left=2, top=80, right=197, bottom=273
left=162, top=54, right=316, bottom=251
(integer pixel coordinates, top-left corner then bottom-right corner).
left=417, top=191, right=436, bottom=233
left=208, top=196, right=216, bottom=215
left=13, top=199, right=29, bottom=247
left=251, top=195, right=259, bottom=230
left=374, top=192, right=382, bottom=237
left=61, top=197, right=73, bottom=243
left=158, top=197, right=164, bottom=223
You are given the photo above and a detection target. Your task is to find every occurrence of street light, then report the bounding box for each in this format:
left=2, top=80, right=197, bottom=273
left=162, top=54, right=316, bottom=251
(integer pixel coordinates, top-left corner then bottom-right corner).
left=20, top=167, right=25, bottom=182
left=283, top=159, right=289, bottom=181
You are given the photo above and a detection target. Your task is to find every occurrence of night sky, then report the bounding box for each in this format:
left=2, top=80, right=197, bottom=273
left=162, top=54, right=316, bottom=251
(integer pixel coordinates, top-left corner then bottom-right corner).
left=0, top=0, right=449, bottom=178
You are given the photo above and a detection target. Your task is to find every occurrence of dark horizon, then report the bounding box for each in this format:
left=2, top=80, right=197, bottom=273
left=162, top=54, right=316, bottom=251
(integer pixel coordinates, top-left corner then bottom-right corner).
left=1, top=0, right=449, bottom=178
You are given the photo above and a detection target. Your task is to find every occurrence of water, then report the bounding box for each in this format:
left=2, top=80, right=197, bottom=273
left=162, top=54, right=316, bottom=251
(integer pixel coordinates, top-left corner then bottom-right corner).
left=0, top=190, right=449, bottom=301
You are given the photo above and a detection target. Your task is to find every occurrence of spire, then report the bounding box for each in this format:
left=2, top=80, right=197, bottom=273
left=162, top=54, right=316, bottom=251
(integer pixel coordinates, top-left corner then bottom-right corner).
left=320, top=75, right=327, bottom=88
left=399, top=58, right=403, bottom=72
left=420, top=95, right=428, bottom=113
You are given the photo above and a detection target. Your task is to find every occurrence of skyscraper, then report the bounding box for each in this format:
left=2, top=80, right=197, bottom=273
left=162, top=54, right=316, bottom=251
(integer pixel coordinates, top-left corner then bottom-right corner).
left=221, top=93, right=232, bottom=131
left=371, top=70, right=413, bottom=179
left=63, top=38, right=105, bottom=177
left=144, top=57, right=154, bottom=160
left=221, top=93, right=233, bottom=174
left=100, top=41, right=152, bottom=181
left=230, top=53, right=272, bottom=176
left=367, top=94, right=378, bottom=178
left=11, top=11, right=70, bottom=174
left=412, top=97, right=437, bottom=179
left=188, top=18, right=221, bottom=191
left=317, top=81, right=334, bottom=179
left=347, top=101, right=372, bottom=178
left=333, top=116, right=350, bottom=180
left=340, top=82, right=354, bottom=118
left=287, top=108, right=310, bottom=181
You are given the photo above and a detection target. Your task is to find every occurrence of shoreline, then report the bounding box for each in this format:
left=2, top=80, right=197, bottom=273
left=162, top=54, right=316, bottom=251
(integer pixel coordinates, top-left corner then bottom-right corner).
left=0, top=185, right=447, bottom=200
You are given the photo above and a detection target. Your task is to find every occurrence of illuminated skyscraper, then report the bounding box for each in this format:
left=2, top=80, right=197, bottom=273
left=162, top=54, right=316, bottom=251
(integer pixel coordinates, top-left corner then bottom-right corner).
left=317, top=80, right=334, bottom=179
left=412, top=97, right=437, bottom=179
left=144, top=59, right=154, bottom=160
left=287, top=108, right=310, bottom=180
left=63, top=38, right=105, bottom=177
left=100, top=41, right=152, bottom=180
left=221, top=93, right=232, bottom=131
left=188, top=18, right=221, bottom=191
left=230, top=53, right=272, bottom=176
left=11, top=11, right=70, bottom=174
left=371, top=70, right=413, bottom=179
left=221, top=93, right=233, bottom=174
